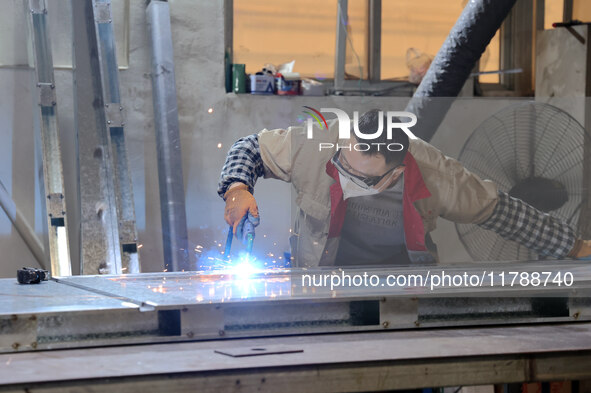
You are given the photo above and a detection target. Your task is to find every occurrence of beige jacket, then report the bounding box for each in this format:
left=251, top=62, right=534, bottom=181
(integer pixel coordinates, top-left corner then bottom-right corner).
left=257, top=120, right=499, bottom=267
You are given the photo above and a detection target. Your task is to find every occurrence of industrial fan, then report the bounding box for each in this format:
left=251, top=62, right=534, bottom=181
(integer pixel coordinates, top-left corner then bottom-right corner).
left=455, top=102, right=588, bottom=261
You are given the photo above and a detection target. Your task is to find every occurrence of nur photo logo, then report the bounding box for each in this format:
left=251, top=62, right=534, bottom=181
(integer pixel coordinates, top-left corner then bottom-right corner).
left=301, top=107, right=418, bottom=151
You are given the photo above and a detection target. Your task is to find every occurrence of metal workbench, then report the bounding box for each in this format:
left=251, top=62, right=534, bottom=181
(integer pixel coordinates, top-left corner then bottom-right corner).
left=1, top=261, right=591, bottom=391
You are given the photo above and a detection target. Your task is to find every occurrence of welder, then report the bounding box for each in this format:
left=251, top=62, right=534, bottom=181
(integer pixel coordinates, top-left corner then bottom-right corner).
left=218, top=109, right=591, bottom=267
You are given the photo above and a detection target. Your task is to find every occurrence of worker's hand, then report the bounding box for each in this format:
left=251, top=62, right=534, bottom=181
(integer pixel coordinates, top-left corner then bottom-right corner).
left=224, top=183, right=260, bottom=240
left=236, top=212, right=259, bottom=245
left=569, top=239, right=591, bottom=260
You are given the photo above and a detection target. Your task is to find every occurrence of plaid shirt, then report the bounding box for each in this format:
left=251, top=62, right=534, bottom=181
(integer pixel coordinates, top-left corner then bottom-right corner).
left=218, top=134, right=265, bottom=197
left=219, top=134, right=576, bottom=258
left=478, top=191, right=576, bottom=258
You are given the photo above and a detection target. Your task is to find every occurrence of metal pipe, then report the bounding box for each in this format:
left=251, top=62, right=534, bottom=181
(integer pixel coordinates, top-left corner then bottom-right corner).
left=146, top=0, right=191, bottom=272
left=405, top=0, right=518, bottom=141
left=334, top=0, right=348, bottom=93
left=0, top=180, right=47, bottom=269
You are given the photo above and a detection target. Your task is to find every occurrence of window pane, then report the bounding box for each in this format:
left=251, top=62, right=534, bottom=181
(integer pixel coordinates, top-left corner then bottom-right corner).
left=544, top=0, right=564, bottom=29
left=573, top=0, right=591, bottom=22
left=233, top=0, right=337, bottom=79
left=479, top=29, right=500, bottom=84
left=381, top=0, right=464, bottom=80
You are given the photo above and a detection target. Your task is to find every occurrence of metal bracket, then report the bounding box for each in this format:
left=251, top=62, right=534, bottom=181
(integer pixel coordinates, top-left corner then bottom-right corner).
left=181, top=305, right=224, bottom=339
left=105, top=103, right=125, bottom=127
left=47, top=193, right=65, bottom=219
left=0, top=314, right=38, bottom=352
left=29, top=0, right=46, bottom=14
left=380, top=297, right=419, bottom=329
left=37, top=83, right=56, bottom=107
left=119, top=220, right=137, bottom=249
left=94, top=2, right=112, bottom=24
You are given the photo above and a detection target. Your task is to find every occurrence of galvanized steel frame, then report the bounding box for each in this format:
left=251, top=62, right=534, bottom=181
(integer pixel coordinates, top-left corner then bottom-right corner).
left=71, top=0, right=139, bottom=275
left=25, top=0, right=71, bottom=276
left=1, top=261, right=591, bottom=353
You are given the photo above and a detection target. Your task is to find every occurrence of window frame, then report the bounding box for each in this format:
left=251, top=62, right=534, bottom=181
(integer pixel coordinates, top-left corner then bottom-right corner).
left=228, top=0, right=550, bottom=97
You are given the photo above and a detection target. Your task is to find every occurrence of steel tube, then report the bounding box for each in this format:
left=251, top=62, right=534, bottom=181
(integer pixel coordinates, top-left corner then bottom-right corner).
left=146, top=0, right=191, bottom=272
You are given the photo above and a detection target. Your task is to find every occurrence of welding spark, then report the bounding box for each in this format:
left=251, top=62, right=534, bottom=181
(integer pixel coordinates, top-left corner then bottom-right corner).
left=232, top=259, right=255, bottom=280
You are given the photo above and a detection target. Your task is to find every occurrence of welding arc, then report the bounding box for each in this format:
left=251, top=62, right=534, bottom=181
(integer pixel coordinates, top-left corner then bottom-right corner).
left=303, top=106, right=328, bottom=130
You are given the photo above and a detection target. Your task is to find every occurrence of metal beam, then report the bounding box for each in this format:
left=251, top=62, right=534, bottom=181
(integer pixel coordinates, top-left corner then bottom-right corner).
left=563, top=0, right=573, bottom=22
left=334, top=0, right=348, bottom=93
left=71, top=0, right=124, bottom=275
left=25, top=0, right=71, bottom=276
left=93, top=0, right=140, bottom=273
left=146, top=0, right=191, bottom=272
left=535, top=0, right=544, bottom=31
left=367, top=0, right=381, bottom=82
left=224, top=0, right=233, bottom=93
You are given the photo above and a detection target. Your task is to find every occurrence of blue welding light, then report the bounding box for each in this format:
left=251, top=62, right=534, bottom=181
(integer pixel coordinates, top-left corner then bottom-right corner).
left=231, top=252, right=259, bottom=279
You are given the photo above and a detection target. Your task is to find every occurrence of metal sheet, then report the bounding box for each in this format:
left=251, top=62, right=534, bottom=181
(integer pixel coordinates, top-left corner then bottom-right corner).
left=54, top=261, right=591, bottom=307
left=0, top=260, right=589, bottom=353
left=0, top=280, right=129, bottom=315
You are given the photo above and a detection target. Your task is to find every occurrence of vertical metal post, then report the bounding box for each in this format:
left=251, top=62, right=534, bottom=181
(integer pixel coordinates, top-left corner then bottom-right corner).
left=578, top=27, right=591, bottom=239
left=92, top=0, right=140, bottom=273
left=368, top=0, right=381, bottom=83
left=25, top=0, right=71, bottom=276
left=334, top=0, right=348, bottom=92
left=71, top=0, right=139, bottom=274
left=511, top=0, right=534, bottom=95
left=146, top=0, right=191, bottom=272
left=535, top=0, right=544, bottom=31
left=224, top=0, right=234, bottom=93
left=563, top=0, right=573, bottom=22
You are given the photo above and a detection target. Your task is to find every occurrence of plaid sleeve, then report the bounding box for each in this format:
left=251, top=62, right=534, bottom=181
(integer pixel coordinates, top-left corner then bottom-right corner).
left=478, top=191, right=576, bottom=258
left=217, top=134, right=265, bottom=198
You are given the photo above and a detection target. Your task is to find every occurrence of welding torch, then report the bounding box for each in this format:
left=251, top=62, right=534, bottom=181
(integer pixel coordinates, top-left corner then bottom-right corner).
left=224, top=213, right=256, bottom=259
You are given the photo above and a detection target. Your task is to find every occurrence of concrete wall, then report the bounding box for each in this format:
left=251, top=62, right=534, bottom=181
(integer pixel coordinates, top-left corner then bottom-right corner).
left=0, top=0, right=563, bottom=277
